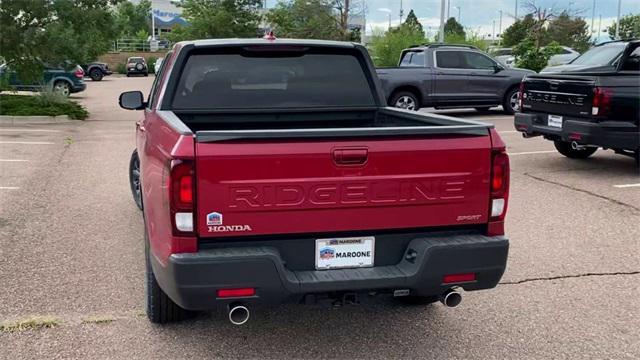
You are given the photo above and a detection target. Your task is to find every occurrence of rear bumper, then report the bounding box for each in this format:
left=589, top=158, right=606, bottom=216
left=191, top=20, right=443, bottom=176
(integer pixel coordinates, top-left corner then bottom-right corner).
left=71, top=83, right=86, bottom=93
left=515, top=113, right=639, bottom=150
left=151, top=234, right=509, bottom=310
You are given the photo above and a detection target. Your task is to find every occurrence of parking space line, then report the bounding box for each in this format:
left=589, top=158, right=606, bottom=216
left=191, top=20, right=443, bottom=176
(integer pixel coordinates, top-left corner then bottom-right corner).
left=613, top=183, right=640, bottom=188
left=0, top=129, right=62, bottom=133
left=0, top=141, right=55, bottom=145
left=508, top=150, right=557, bottom=156
left=0, top=159, right=29, bottom=162
left=0, top=187, right=20, bottom=190
left=499, top=130, right=519, bottom=134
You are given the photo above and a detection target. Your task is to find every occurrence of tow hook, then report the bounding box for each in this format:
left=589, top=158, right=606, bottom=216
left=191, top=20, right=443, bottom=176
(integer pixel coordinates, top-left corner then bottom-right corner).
left=440, top=289, right=462, bottom=308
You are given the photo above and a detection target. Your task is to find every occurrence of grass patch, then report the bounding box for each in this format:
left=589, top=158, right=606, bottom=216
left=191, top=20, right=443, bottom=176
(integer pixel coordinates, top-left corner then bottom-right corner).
left=0, top=316, right=60, bottom=333
left=0, top=94, right=88, bottom=120
left=82, top=315, right=116, bottom=324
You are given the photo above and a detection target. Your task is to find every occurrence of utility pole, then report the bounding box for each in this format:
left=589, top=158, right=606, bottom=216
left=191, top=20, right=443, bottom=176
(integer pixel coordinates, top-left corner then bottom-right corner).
left=614, top=0, right=621, bottom=40
left=591, top=0, right=596, bottom=38
left=447, top=0, right=451, bottom=20
left=438, top=0, right=446, bottom=43
left=400, top=0, right=404, bottom=23
left=515, top=0, right=518, bottom=20
left=151, top=9, right=156, bottom=40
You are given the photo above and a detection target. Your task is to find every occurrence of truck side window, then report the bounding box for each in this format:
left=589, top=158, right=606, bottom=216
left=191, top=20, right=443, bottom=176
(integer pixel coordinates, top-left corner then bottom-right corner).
left=399, top=51, right=425, bottom=67
left=464, top=52, right=497, bottom=70
left=620, top=46, right=640, bottom=71
left=435, top=51, right=467, bottom=69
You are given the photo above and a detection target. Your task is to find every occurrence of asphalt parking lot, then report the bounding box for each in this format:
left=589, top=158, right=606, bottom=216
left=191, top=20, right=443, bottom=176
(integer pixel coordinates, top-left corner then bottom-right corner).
left=1, top=76, right=638, bottom=359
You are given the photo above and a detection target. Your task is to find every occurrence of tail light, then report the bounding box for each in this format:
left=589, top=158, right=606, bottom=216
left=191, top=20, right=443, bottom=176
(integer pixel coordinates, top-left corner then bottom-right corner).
left=518, top=81, right=525, bottom=110
left=592, top=87, right=612, bottom=117
left=488, top=150, right=510, bottom=236
left=170, top=160, right=196, bottom=240
left=74, top=66, right=84, bottom=79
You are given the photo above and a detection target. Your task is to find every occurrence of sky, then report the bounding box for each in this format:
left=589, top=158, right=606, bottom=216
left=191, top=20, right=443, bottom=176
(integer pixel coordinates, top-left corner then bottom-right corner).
left=265, top=0, right=640, bottom=41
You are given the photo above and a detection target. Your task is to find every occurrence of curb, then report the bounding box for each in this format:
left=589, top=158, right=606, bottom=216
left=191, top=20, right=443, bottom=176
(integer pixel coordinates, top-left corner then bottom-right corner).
left=0, top=115, right=74, bottom=125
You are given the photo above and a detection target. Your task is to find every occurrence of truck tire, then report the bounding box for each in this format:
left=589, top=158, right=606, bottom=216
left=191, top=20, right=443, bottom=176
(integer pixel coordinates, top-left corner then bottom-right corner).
left=145, top=231, right=191, bottom=323
left=554, top=140, right=598, bottom=159
left=129, top=150, right=143, bottom=210
left=502, top=87, right=519, bottom=115
left=390, top=91, right=420, bottom=111
left=89, top=68, right=103, bottom=81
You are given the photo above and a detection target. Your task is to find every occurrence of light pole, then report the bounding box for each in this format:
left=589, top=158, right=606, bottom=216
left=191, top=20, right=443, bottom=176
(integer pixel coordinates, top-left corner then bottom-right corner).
left=498, top=10, right=503, bottom=45
left=591, top=0, right=596, bottom=38
left=454, top=6, right=461, bottom=23
left=492, top=20, right=496, bottom=44
left=400, top=0, right=404, bottom=23
left=614, top=0, right=622, bottom=40
left=515, top=0, right=518, bottom=20
left=438, top=0, right=446, bottom=43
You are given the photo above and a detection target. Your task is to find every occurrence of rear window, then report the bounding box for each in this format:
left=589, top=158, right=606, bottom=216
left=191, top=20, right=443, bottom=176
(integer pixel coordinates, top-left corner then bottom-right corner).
left=171, top=48, right=376, bottom=110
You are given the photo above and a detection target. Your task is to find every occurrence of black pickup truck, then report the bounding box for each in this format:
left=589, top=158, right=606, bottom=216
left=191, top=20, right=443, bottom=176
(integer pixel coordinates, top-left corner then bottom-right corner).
left=515, top=40, right=639, bottom=165
left=376, top=44, right=534, bottom=114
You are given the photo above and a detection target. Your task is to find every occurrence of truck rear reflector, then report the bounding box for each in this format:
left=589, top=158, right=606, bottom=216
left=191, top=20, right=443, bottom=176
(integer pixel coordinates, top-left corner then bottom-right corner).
left=217, top=288, right=256, bottom=298
left=443, top=273, right=476, bottom=284
left=170, top=160, right=195, bottom=237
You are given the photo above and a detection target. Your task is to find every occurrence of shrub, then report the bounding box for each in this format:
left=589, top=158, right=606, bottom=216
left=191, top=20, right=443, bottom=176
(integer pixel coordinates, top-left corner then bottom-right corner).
left=116, top=63, right=127, bottom=74
left=0, top=94, right=89, bottom=120
left=513, top=39, right=563, bottom=72
left=146, top=56, right=157, bottom=74
left=370, top=27, right=426, bottom=67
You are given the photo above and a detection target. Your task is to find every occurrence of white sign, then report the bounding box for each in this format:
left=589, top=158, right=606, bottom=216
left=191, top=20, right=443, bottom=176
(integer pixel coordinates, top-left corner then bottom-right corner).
left=315, top=237, right=375, bottom=270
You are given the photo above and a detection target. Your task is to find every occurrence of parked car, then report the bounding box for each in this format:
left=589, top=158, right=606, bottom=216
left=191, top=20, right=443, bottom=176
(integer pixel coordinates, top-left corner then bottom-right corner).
left=126, top=57, right=148, bottom=77
left=154, top=57, right=163, bottom=76
left=491, top=48, right=516, bottom=68
left=120, top=38, right=510, bottom=324
left=541, top=41, right=628, bottom=73
left=547, top=46, right=580, bottom=66
left=376, top=44, right=535, bottom=114
left=515, top=39, right=639, bottom=165
left=0, top=63, right=86, bottom=97
left=81, top=62, right=112, bottom=81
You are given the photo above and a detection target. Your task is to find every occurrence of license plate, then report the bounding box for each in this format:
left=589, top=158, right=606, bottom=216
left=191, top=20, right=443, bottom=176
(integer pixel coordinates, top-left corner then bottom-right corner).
left=315, top=236, right=374, bottom=270
left=548, top=114, right=563, bottom=128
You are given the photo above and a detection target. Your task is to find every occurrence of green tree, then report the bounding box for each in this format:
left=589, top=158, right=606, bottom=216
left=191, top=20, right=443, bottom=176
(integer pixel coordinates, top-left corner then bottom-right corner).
left=265, top=0, right=343, bottom=40
left=544, top=12, right=591, bottom=53
left=501, top=14, right=536, bottom=47
left=607, top=14, right=640, bottom=40
left=168, top=0, right=261, bottom=42
left=114, top=0, right=151, bottom=37
left=444, top=17, right=465, bottom=38
left=0, top=0, right=118, bottom=82
left=513, top=38, right=562, bottom=72
left=403, top=9, right=424, bottom=37
left=370, top=26, right=425, bottom=67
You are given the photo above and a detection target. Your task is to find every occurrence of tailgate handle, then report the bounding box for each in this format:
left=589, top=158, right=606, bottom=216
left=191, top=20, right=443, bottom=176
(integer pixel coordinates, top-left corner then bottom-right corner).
left=333, top=148, right=368, bottom=166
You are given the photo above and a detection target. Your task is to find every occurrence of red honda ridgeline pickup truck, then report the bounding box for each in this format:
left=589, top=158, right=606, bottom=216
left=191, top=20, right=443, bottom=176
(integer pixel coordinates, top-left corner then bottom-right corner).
left=120, top=38, right=510, bottom=325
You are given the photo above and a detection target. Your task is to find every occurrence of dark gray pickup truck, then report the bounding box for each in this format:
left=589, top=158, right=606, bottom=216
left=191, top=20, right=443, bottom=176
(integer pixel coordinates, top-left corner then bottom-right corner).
left=515, top=39, right=639, bottom=165
left=376, top=44, right=534, bottom=114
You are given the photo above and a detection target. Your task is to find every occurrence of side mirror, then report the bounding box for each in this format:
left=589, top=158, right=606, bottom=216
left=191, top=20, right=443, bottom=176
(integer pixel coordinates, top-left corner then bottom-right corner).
left=119, top=91, right=145, bottom=110
left=493, top=64, right=504, bottom=73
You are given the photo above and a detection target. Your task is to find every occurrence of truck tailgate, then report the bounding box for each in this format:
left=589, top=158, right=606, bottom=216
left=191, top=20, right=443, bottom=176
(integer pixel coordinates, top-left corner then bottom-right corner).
left=194, top=135, right=492, bottom=237
left=523, top=75, right=595, bottom=117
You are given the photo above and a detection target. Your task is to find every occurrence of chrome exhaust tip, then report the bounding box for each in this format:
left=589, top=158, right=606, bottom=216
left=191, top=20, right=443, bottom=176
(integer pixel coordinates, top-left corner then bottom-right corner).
left=440, top=290, right=462, bottom=308
left=228, top=303, right=250, bottom=325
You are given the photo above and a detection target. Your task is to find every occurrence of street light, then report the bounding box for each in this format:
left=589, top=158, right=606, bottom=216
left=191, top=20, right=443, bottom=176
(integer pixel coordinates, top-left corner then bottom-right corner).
left=454, top=6, right=461, bottom=23
left=378, top=8, right=392, bottom=30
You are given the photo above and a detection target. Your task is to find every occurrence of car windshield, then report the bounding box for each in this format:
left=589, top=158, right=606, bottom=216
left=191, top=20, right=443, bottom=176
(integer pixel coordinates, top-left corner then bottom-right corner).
left=129, top=58, right=145, bottom=64
left=570, top=43, right=625, bottom=66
